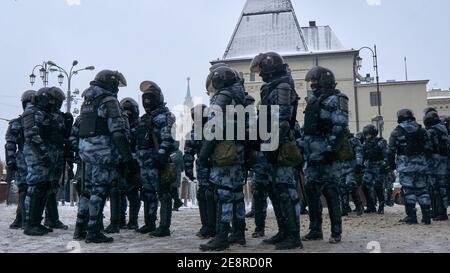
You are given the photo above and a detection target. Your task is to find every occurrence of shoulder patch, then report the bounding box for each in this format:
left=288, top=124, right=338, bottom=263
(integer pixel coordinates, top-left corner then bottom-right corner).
left=338, top=94, right=349, bottom=113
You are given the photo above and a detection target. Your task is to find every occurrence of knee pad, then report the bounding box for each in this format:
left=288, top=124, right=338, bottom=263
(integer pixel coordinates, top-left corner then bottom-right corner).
left=91, top=186, right=110, bottom=200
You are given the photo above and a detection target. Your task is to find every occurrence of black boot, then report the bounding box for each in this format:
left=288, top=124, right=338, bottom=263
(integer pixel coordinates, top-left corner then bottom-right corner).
left=205, top=186, right=217, bottom=237
left=137, top=201, right=156, bottom=234
left=400, top=204, right=418, bottom=224
left=120, top=193, right=128, bottom=229
left=44, top=191, right=68, bottom=230
left=276, top=232, right=303, bottom=250
left=302, top=183, right=323, bottom=241
left=252, top=226, right=265, bottom=238
left=85, top=222, right=114, bottom=244
left=377, top=203, right=385, bottom=214
left=24, top=187, right=48, bottom=236
left=105, top=187, right=121, bottom=234
left=196, top=186, right=210, bottom=238
left=127, top=191, right=140, bottom=230
left=73, top=223, right=87, bottom=241
left=341, top=193, right=349, bottom=216
left=228, top=219, right=246, bottom=246
left=324, top=185, right=342, bottom=244
left=150, top=193, right=172, bottom=237
left=375, top=184, right=385, bottom=215
left=199, top=223, right=230, bottom=251
left=10, top=189, right=26, bottom=229
left=421, top=205, right=431, bottom=225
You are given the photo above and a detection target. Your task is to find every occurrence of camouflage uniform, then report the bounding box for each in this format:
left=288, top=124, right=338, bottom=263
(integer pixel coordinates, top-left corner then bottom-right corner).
left=388, top=119, right=432, bottom=224
left=302, top=87, right=348, bottom=242
left=362, top=137, right=388, bottom=214
left=135, top=105, right=176, bottom=236
left=184, top=124, right=215, bottom=238
left=258, top=73, right=302, bottom=249
left=339, top=134, right=364, bottom=216
left=199, top=79, right=247, bottom=251
left=22, top=92, right=54, bottom=236
left=170, top=142, right=184, bottom=210
left=78, top=85, right=129, bottom=242
left=5, top=116, right=28, bottom=229
left=43, top=105, right=69, bottom=229
left=425, top=122, right=448, bottom=220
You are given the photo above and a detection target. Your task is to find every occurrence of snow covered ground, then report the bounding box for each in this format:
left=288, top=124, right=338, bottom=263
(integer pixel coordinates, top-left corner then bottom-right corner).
left=1, top=202, right=449, bottom=253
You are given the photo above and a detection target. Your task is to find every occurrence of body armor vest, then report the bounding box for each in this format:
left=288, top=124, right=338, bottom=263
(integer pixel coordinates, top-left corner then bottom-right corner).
left=303, top=89, right=338, bottom=136
left=397, top=127, right=426, bottom=156
left=364, top=138, right=384, bottom=162
left=430, top=126, right=448, bottom=156
left=78, top=95, right=109, bottom=138
left=135, top=115, right=155, bottom=150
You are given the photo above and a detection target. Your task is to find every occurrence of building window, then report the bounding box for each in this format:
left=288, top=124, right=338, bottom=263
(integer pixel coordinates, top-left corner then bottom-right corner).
left=370, top=92, right=382, bottom=107
left=250, top=72, right=256, bottom=82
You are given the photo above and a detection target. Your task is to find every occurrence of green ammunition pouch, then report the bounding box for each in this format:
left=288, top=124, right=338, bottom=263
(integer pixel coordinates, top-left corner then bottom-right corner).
left=335, top=135, right=355, bottom=162
left=277, top=141, right=303, bottom=167
left=211, top=141, right=238, bottom=167
left=160, top=162, right=177, bottom=186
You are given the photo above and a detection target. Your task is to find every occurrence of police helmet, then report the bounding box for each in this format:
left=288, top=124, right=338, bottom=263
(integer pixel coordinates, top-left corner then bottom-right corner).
left=305, top=66, right=337, bottom=90
left=363, top=124, right=378, bottom=138
left=250, top=52, right=286, bottom=76
left=21, top=90, right=36, bottom=109
left=397, top=109, right=415, bottom=123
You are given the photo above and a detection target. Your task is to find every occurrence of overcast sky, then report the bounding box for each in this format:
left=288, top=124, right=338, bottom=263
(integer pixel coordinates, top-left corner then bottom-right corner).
left=0, top=0, right=449, bottom=159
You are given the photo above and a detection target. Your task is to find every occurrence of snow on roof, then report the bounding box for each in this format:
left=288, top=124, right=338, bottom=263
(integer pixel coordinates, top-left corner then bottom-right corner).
left=222, top=0, right=346, bottom=60
left=301, top=26, right=345, bottom=52
left=242, top=0, right=293, bottom=14
left=223, top=0, right=308, bottom=60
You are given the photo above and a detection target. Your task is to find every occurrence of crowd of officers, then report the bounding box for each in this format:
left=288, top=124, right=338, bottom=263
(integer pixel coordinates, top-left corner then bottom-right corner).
left=5, top=51, right=450, bottom=251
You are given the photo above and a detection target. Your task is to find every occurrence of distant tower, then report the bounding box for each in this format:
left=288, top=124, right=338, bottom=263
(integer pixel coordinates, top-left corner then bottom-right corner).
left=184, top=77, right=194, bottom=110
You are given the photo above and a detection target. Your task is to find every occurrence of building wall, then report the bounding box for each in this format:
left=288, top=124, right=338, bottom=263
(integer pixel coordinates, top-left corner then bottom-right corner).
left=356, top=81, right=429, bottom=137
left=219, top=51, right=359, bottom=131
left=427, top=90, right=450, bottom=116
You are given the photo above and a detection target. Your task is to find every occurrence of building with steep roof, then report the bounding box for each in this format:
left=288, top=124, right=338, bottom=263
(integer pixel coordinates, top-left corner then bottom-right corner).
left=212, top=0, right=429, bottom=136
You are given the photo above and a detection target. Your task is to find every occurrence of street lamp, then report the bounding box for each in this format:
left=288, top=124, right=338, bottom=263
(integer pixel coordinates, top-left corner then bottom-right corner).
left=46, top=60, right=95, bottom=114
left=357, top=44, right=383, bottom=137
left=29, top=74, right=36, bottom=86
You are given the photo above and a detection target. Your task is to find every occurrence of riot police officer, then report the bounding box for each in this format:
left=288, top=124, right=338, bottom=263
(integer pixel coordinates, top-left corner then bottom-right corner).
left=184, top=104, right=214, bottom=238
left=199, top=65, right=247, bottom=251
left=423, top=108, right=448, bottom=221
left=170, top=141, right=184, bottom=211
left=43, top=87, right=71, bottom=230
left=135, top=81, right=177, bottom=237
left=78, top=70, right=131, bottom=243
left=388, top=109, right=432, bottom=224
left=302, top=66, right=349, bottom=244
left=119, top=98, right=142, bottom=229
left=339, top=131, right=364, bottom=216
left=249, top=52, right=303, bottom=250
left=362, top=125, right=388, bottom=214
left=22, top=87, right=61, bottom=236
left=6, top=90, right=35, bottom=229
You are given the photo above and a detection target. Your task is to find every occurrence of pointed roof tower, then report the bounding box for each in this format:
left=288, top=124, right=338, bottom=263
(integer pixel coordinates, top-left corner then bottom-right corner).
left=223, top=0, right=309, bottom=60
left=184, top=77, right=194, bottom=109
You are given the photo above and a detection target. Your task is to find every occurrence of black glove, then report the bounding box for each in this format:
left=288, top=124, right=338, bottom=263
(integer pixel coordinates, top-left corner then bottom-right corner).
left=185, top=169, right=195, bottom=181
